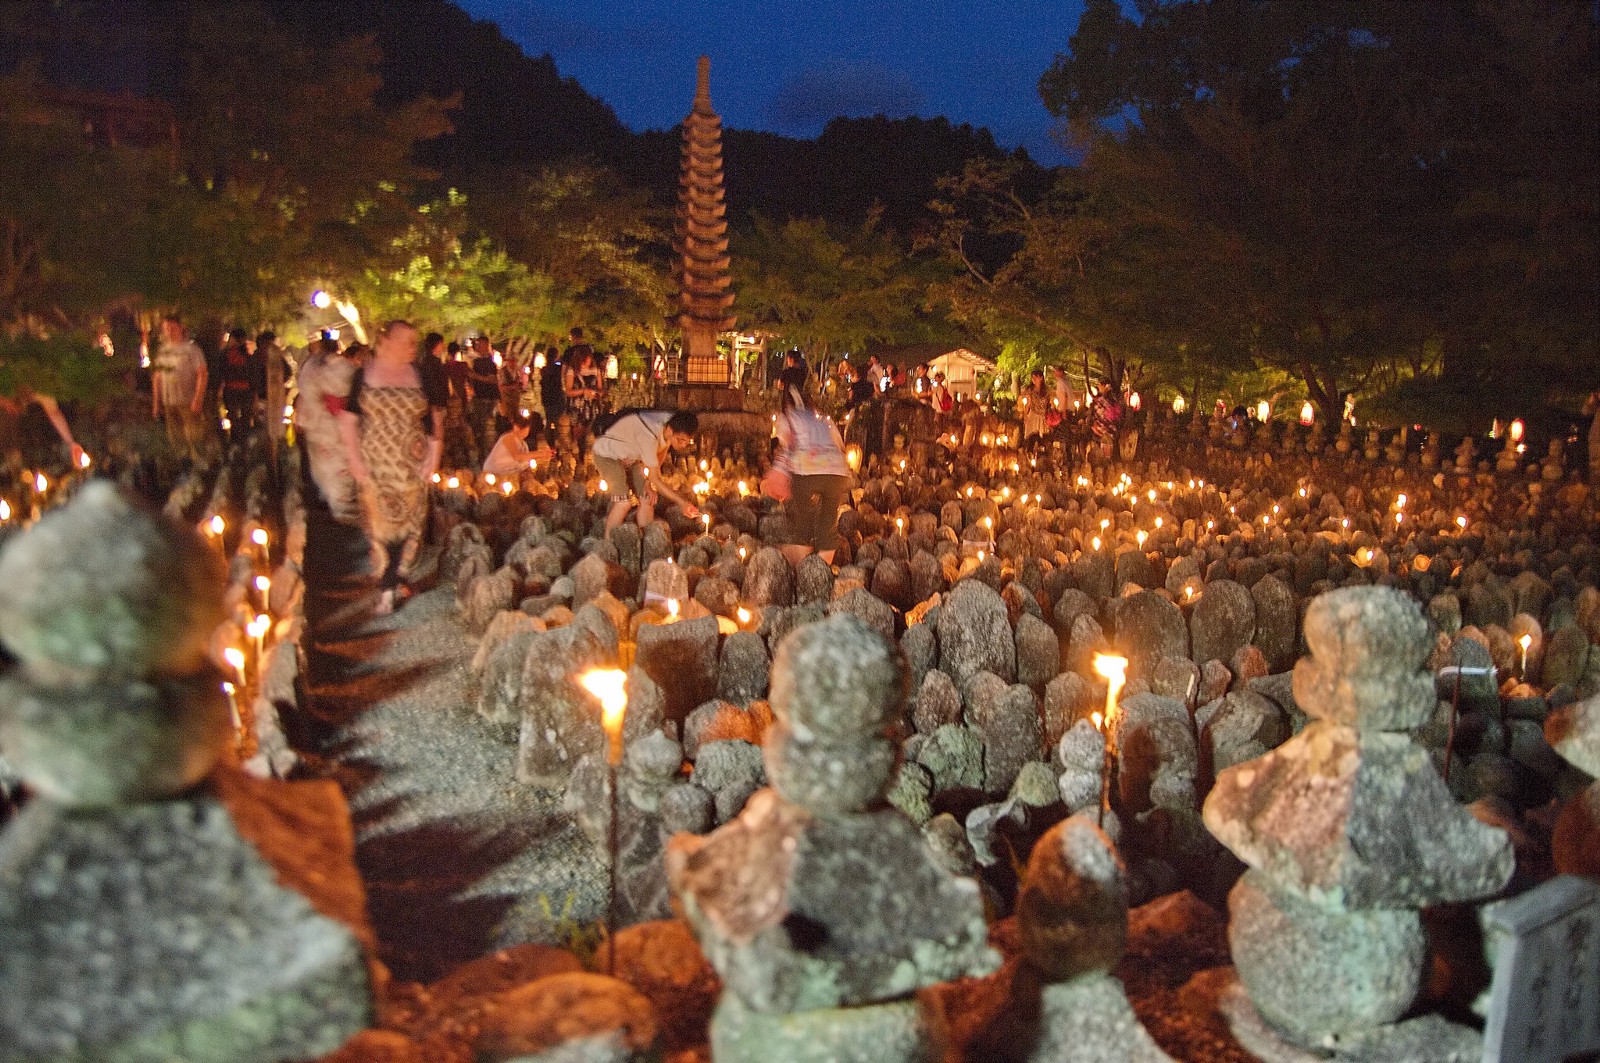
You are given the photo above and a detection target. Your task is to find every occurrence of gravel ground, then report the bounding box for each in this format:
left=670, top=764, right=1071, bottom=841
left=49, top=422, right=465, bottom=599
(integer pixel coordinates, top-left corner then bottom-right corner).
left=298, top=518, right=606, bottom=984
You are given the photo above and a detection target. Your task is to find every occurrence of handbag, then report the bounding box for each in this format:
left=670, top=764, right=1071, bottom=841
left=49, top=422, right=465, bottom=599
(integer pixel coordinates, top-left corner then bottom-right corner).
left=761, top=465, right=792, bottom=501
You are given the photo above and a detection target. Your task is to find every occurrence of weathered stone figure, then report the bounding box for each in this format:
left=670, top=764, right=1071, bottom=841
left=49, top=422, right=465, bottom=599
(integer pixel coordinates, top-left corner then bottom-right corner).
left=667, top=613, right=998, bottom=1063
left=971, top=814, right=1173, bottom=1061
left=0, top=483, right=372, bottom=1062
left=1203, top=585, right=1514, bottom=1058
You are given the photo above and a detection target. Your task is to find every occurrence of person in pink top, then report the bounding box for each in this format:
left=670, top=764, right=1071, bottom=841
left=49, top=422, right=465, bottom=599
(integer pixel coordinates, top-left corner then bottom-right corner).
left=773, top=383, right=850, bottom=566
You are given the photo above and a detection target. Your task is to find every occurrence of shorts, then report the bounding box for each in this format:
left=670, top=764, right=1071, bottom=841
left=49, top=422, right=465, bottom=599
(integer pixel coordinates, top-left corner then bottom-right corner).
left=593, top=454, right=649, bottom=503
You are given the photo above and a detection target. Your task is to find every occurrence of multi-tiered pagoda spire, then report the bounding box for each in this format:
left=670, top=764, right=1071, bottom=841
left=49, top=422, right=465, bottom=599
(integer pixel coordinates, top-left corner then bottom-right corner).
left=673, top=56, right=735, bottom=381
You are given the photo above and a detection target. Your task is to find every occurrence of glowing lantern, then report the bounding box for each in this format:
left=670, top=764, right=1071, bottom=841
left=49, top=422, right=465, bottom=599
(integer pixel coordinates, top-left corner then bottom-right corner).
left=1127, top=391, right=1141, bottom=411
left=1509, top=419, right=1525, bottom=443
left=845, top=445, right=863, bottom=472
left=1172, top=396, right=1186, bottom=415
left=1299, top=401, right=1315, bottom=426
left=1256, top=400, right=1271, bottom=422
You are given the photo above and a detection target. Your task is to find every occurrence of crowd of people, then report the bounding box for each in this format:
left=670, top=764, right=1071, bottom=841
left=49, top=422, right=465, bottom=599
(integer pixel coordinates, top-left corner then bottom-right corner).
left=291, top=321, right=638, bottom=613
left=11, top=323, right=1600, bottom=628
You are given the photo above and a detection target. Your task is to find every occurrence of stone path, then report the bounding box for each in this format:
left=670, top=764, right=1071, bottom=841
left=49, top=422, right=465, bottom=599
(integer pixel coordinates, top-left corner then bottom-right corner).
left=295, top=511, right=605, bottom=983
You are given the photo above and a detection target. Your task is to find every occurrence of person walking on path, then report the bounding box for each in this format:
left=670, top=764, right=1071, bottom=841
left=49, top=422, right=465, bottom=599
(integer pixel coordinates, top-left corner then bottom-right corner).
left=151, top=315, right=209, bottom=463
left=216, top=327, right=264, bottom=447
left=295, top=333, right=362, bottom=523
left=466, top=336, right=500, bottom=459
left=591, top=408, right=700, bottom=533
left=338, top=320, right=448, bottom=615
left=772, top=383, right=850, bottom=567
left=1586, top=388, right=1600, bottom=488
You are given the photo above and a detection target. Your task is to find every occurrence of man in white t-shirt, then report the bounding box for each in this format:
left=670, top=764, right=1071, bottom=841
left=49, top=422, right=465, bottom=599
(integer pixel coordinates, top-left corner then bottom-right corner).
left=151, top=315, right=209, bottom=461
left=591, top=409, right=700, bottom=532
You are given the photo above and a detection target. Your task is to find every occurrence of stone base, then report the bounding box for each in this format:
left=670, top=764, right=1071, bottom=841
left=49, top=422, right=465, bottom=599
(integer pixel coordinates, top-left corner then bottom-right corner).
left=709, top=993, right=947, bottom=1063
left=972, top=967, right=1172, bottom=1063
left=473, top=972, right=658, bottom=1063
left=1229, top=871, right=1426, bottom=1044
left=1211, top=968, right=1482, bottom=1063
left=0, top=792, right=371, bottom=1063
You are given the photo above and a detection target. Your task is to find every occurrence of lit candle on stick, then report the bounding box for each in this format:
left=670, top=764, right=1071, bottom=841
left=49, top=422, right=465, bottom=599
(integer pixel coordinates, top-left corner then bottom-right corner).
left=223, top=647, right=247, bottom=688
left=248, top=614, right=270, bottom=667
left=1093, top=654, right=1129, bottom=827
left=222, top=681, right=241, bottom=730
left=1518, top=634, right=1532, bottom=679
left=579, top=666, right=629, bottom=979
left=581, top=668, right=629, bottom=766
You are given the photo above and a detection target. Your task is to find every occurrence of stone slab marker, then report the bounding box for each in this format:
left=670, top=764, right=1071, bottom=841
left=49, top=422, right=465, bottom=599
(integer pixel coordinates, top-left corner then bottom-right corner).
left=1480, top=875, right=1600, bottom=1063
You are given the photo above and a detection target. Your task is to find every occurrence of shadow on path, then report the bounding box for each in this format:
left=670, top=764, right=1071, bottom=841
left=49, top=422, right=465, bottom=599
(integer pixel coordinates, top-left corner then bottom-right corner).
left=295, top=503, right=601, bottom=982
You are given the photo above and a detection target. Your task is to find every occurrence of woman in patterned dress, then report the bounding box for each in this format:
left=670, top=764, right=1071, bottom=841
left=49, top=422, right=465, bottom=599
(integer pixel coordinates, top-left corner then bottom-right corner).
left=337, top=320, right=448, bottom=615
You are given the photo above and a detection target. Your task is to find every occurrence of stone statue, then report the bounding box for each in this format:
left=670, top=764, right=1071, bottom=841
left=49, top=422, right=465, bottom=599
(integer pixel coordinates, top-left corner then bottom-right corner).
left=0, top=482, right=372, bottom=1062
left=667, top=613, right=998, bottom=1063
left=1202, top=586, right=1513, bottom=1058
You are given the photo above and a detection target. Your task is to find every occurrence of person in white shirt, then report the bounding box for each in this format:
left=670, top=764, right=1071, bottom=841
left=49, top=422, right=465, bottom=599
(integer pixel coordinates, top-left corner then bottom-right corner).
left=482, top=412, right=552, bottom=479
left=151, top=315, right=209, bottom=462
left=772, top=385, right=850, bottom=565
left=591, top=408, right=701, bottom=533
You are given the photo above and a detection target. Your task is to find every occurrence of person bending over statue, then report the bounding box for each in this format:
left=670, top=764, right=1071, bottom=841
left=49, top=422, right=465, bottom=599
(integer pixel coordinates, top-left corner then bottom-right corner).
left=591, top=408, right=700, bottom=533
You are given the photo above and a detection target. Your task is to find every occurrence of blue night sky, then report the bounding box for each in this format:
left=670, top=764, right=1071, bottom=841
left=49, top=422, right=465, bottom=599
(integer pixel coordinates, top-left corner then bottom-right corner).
left=455, top=0, right=1092, bottom=164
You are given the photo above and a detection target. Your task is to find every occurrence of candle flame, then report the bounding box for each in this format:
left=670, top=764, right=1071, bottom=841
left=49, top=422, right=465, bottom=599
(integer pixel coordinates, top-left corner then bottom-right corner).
left=1091, top=711, right=1104, bottom=730
left=737, top=607, right=752, bottom=624
left=598, top=479, right=608, bottom=493
left=78, top=451, right=92, bottom=469
left=581, top=668, right=629, bottom=733
left=1094, top=654, right=1128, bottom=684
left=35, top=473, right=48, bottom=493
left=209, top=515, right=225, bottom=535
left=251, top=528, right=268, bottom=547
left=1456, top=516, right=1467, bottom=529
left=446, top=476, right=460, bottom=490
left=223, top=647, right=246, bottom=671
left=1094, top=654, right=1128, bottom=731
left=667, top=598, right=680, bottom=619
left=0, top=499, right=9, bottom=521
left=1136, top=530, right=1148, bottom=546
left=485, top=473, right=496, bottom=485
left=1091, top=535, right=1101, bottom=551
left=1519, top=634, right=1532, bottom=651
left=254, top=575, right=270, bottom=593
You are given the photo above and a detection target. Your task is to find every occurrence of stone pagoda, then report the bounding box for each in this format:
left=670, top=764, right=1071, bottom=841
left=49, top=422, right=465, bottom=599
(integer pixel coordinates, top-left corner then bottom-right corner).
left=672, top=55, right=736, bottom=393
